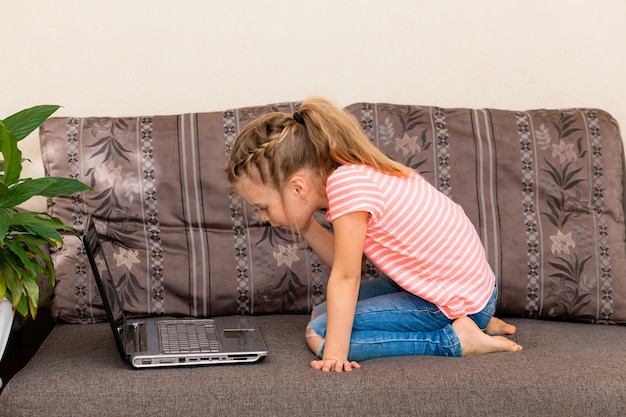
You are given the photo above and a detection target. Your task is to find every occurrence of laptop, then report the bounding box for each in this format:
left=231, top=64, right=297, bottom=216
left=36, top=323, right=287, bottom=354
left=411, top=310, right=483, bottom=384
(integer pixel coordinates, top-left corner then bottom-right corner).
left=82, top=215, right=268, bottom=368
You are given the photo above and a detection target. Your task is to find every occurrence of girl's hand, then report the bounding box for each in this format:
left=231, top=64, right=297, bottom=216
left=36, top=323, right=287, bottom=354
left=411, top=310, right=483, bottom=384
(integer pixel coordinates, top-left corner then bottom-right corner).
left=310, top=358, right=361, bottom=373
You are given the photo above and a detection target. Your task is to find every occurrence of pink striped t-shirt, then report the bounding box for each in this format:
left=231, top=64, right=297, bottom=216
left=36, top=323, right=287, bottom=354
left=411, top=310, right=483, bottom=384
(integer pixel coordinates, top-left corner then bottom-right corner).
left=325, top=164, right=495, bottom=319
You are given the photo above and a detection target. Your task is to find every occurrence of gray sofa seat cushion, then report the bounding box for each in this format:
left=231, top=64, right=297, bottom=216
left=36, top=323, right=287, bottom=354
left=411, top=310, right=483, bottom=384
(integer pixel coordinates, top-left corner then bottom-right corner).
left=2, top=316, right=625, bottom=417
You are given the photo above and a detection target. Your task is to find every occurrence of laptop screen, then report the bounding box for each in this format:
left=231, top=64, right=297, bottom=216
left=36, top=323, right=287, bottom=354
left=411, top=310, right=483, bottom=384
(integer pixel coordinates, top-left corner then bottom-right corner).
left=83, top=216, right=129, bottom=358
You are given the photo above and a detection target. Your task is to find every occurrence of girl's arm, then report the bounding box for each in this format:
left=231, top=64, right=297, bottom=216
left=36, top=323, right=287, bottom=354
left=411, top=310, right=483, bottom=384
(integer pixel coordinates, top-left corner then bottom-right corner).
left=310, top=211, right=369, bottom=373
left=298, top=218, right=335, bottom=267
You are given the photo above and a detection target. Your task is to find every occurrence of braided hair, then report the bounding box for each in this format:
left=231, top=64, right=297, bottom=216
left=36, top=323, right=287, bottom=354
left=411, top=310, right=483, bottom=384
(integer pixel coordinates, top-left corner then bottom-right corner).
left=225, top=97, right=411, bottom=190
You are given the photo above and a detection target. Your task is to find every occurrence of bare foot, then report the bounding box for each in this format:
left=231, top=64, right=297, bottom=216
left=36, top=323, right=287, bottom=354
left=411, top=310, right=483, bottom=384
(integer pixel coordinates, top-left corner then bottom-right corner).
left=452, top=317, right=522, bottom=357
left=486, top=316, right=517, bottom=336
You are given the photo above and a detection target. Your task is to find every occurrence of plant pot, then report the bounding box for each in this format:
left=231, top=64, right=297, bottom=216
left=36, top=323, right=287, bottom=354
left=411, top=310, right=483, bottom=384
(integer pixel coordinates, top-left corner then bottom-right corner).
left=0, top=298, right=15, bottom=389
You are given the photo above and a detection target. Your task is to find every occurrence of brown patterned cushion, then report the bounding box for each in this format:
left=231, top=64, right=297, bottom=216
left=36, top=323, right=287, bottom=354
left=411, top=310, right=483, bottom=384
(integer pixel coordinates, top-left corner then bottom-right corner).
left=41, top=102, right=626, bottom=324
left=41, top=103, right=330, bottom=323
left=344, top=103, right=626, bottom=324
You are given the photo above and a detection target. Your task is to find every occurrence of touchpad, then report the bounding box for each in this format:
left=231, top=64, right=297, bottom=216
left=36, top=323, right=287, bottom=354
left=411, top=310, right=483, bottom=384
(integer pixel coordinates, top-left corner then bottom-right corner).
left=223, top=329, right=256, bottom=338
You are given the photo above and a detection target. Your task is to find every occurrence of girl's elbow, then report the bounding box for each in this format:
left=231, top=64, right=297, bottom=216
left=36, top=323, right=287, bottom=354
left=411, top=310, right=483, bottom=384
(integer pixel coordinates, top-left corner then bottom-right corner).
left=330, top=271, right=362, bottom=285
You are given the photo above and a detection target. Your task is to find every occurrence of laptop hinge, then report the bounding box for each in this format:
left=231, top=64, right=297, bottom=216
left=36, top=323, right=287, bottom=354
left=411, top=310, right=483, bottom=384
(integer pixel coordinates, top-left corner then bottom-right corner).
left=127, top=322, right=147, bottom=352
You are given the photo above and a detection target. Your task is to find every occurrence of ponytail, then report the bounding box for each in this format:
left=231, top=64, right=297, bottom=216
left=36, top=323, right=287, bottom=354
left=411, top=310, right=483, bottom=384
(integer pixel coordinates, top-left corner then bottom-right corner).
left=297, top=98, right=410, bottom=179
left=225, top=97, right=412, bottom=190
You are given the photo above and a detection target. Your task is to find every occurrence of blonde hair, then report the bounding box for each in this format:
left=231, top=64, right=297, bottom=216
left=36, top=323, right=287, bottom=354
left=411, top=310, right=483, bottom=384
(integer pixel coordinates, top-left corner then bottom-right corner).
left=225, top=97, right=412, bottom=190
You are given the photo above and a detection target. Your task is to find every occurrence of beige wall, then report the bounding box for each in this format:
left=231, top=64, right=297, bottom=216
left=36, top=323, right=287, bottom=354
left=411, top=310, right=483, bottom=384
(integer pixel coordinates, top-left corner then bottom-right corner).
left=2, top=0, right=625, bottom=210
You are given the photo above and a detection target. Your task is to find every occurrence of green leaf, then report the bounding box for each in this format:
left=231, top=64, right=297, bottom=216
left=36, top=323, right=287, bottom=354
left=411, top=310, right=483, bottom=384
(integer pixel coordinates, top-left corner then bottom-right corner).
left=0, top=206, right=12, bottom=243
left=0, top=269, right=6, bottom=300
left=0, top=126, right=22, bottom=185
left=2, top=177, right=92, bottom=207
left=0, top=181, right=9, bottom=199
left=3, top=264, right=22, bottom=310
left=15, top=295, right=28, bottom=317
left=2, top=178, right=50, bottom=207
left=12, top=235, right=50, bottom=274
left=2, top=243, right=39, bottom=276
left=42, top=252, right=56, bottom=289
left=2, top=105, right=60, bottom=141
left=23, top=278, right=40, bottom=318
left=9, top=212, right=68, bottom=246
left=34, top=176, right=93, bottom=197
left=3, top=239, right=34, bottom=273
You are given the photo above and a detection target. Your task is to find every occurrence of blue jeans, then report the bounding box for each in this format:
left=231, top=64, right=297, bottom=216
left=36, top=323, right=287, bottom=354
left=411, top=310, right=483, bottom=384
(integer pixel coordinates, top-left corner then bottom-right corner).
left=306, top=276, right=497, bottom=361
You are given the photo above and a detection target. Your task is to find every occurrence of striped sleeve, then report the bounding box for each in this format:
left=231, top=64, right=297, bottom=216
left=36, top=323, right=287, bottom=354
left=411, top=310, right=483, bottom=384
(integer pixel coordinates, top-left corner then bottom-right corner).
left=326, top=165, right=384, bottom=224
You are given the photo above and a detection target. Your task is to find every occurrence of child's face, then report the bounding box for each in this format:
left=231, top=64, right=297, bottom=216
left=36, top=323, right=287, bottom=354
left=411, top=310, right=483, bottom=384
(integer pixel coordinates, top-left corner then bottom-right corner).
left=234, top=175, right=316, bottom=231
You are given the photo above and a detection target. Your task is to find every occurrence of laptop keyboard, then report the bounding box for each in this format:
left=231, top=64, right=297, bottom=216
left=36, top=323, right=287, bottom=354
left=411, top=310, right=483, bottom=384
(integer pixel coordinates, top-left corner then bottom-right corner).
left=159, top=320, right=221, bottom=354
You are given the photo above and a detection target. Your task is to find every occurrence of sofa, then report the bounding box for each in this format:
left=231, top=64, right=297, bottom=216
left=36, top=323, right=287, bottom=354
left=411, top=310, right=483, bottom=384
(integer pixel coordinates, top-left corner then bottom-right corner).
left=1, top=101, right=626, bottom=416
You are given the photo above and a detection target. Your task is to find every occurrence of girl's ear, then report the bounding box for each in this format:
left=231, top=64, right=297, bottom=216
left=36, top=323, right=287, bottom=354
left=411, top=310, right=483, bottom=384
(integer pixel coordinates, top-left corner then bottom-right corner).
left=289, top=175, right=308, bottom=200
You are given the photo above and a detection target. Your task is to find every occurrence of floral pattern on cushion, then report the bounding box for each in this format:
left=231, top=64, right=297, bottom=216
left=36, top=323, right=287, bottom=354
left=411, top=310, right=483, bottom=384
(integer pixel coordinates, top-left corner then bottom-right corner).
left=41, top=102, right=626, bottom=324
left=41, top=103, right=330, bottom=323
left=345, top=103, right=626, bottom=323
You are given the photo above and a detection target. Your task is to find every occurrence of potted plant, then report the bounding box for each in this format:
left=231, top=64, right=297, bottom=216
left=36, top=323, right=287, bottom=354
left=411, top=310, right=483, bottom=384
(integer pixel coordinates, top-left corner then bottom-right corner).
left=0, top=105, right=91, bottom=370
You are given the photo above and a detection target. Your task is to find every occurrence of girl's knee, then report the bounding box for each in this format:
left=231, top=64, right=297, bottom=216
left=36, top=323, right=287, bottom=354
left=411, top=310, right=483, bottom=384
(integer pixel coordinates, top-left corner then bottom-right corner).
left=305, top=325, right=324, bottom=357
left=311, top=302, right=327, bottom=320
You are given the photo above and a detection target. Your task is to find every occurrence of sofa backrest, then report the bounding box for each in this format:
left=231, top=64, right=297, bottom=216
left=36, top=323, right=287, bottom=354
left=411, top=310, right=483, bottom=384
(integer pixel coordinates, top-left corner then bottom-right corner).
left=344, top=104, right=626, bottom=324
left=41, top=102, right=626, bottom=324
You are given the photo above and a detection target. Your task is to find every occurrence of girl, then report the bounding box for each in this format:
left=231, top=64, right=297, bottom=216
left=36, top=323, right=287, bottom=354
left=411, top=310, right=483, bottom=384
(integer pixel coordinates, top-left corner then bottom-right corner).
left=225, top=97, right=522, bottom=373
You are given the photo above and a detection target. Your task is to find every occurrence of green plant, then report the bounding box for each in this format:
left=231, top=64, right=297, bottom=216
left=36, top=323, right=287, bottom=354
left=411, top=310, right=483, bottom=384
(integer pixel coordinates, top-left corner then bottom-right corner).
left=0, top=105, right=91, bottom=318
